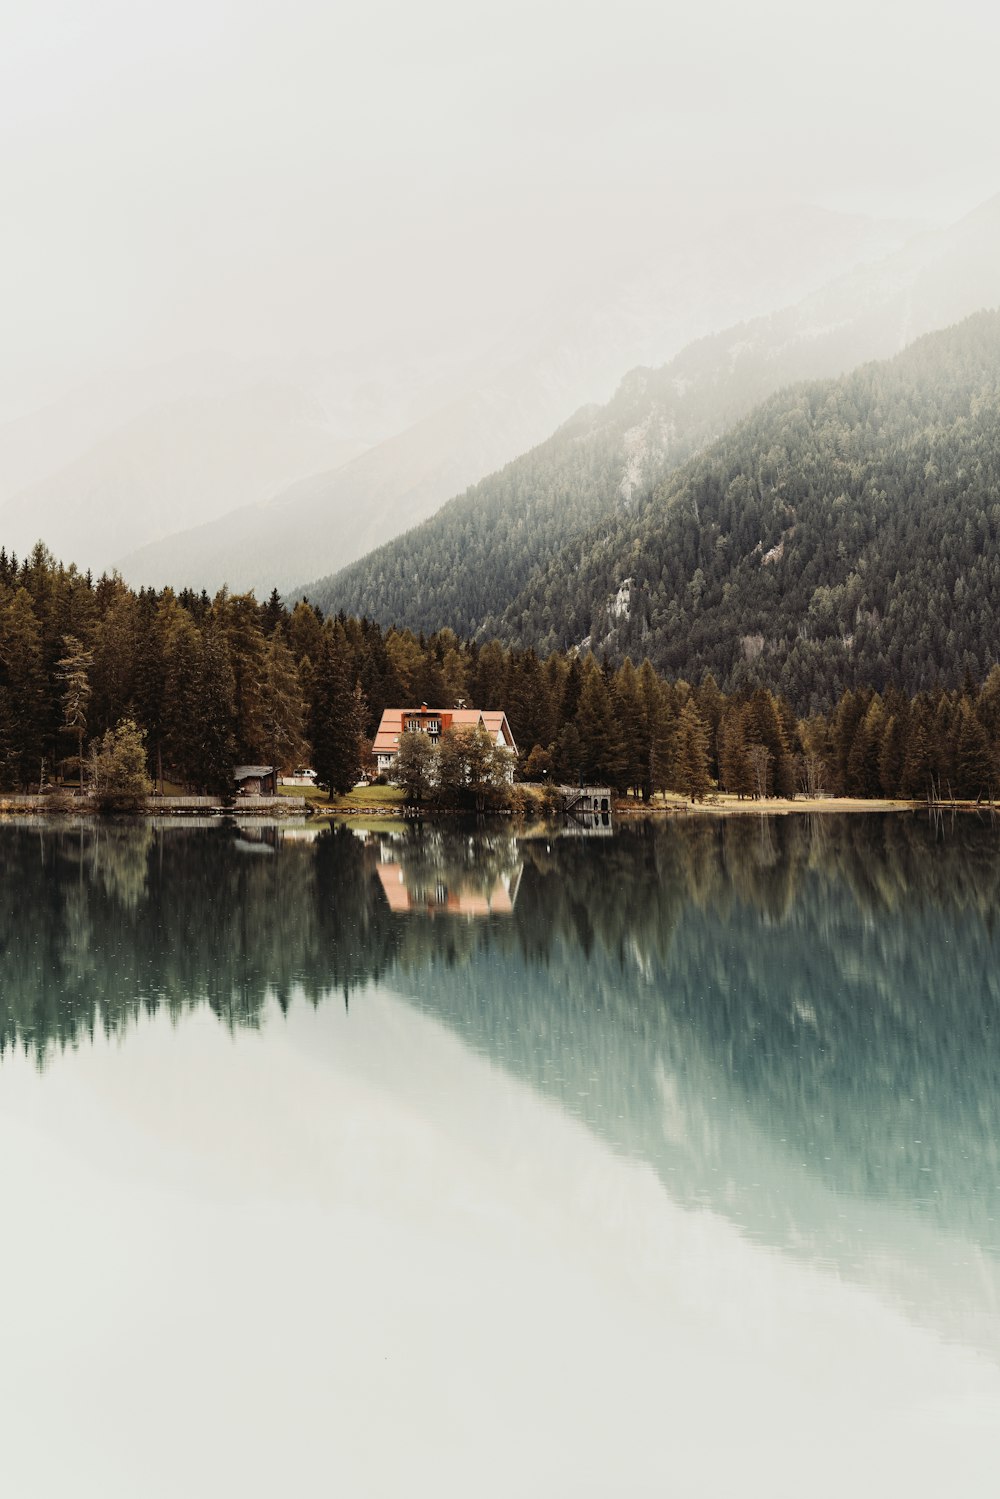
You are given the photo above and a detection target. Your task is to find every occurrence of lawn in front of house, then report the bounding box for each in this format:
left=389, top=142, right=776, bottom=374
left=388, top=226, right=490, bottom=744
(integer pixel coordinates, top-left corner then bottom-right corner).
left=277, top=781, right=330, bottom=804
left=279, top=782, right=405, bottom=810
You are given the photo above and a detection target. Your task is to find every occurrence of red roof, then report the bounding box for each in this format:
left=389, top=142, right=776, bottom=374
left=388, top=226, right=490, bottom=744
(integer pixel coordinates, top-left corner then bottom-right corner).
left=373, top=707, right=517, bottom=756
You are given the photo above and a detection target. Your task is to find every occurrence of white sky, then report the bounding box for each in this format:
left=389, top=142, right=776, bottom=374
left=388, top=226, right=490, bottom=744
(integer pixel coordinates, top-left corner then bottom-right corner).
left=2, top=0, right=999, bottom=404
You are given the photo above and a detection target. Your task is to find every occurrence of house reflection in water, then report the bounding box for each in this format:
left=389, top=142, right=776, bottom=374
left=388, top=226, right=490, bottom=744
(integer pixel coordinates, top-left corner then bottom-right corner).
left=375, top=844, right=523, bottom=918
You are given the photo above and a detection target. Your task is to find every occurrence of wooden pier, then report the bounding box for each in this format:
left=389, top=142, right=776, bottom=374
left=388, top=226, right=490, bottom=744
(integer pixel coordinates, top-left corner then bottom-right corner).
left=558, top=785, right=612, bottom=816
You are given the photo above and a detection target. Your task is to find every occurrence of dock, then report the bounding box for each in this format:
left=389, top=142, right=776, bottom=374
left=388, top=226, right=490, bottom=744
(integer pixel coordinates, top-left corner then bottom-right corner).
left=558, top=785, right=612, bottom=815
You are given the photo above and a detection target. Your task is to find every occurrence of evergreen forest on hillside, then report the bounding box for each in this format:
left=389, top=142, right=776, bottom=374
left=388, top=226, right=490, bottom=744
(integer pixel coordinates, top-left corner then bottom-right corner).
left=314, top=313, right=1000, bottom=711
left=3, top=543, right=1000, bottom=804
left=300, top=287, right=904, bottom=640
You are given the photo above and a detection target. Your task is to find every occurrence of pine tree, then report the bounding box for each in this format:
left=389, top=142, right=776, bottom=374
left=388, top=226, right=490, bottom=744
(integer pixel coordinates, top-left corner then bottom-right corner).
left=650, top=677, right=679, bottom=798
left=0, top=588, right=46, bottom=788
left=193, top=618, right=238, bottom=795
left=56, top=635, right=94, bottom=788
left=954, top=702, right=996, bottom=798
left=162, top=611, right=203, bottom=788
left=261, top=588, right=286, bottom=636
left=846, top=695, right=885, bottom=797
left=260, top=628, right=308, bottom=772
left=878, top=709, right=908, bottom=797
left=219, top=592, right=270, bottom=762
left=612, top=658, right=645, bottom=795
left=695, top=673, right=725, bottom=782
left=89, top=590, right=139, bottom=739
left=746, top=687, right=795, bottom=796
left=310, top=626, right=361, bottom=796
left=673, top=700, right=712, bottom=802
left=719, top=705, right=753, bottom=798
left=574, top=657, right=626, bottom=787
left=901, top=702, right=934, bottom=798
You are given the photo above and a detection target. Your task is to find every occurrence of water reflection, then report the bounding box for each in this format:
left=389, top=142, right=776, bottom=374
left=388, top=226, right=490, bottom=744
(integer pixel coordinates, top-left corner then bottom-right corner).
left=373, top=829, right=522, bottom=915
left=3, top=812, right=1000, bottom=1364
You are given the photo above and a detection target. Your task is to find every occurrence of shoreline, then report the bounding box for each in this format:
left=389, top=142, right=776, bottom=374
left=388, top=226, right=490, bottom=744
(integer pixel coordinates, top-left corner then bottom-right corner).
left=1, top=794, right=990, bottom=822
left=614, top=795, right=924, bottom=817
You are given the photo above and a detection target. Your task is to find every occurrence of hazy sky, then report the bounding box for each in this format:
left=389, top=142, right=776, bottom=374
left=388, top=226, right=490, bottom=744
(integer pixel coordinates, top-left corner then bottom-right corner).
left=3, top=0, right=999, bottom=409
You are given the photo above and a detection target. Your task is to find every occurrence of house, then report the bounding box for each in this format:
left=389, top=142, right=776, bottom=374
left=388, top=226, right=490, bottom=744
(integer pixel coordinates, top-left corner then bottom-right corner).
left=233, top=765, right=278, bottom=795
left=373, top=706, right=518, bottom=777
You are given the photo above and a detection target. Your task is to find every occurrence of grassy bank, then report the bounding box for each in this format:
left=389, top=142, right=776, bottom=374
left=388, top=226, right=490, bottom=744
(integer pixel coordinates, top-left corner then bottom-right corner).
left=288, top=784, right=406, bottom=815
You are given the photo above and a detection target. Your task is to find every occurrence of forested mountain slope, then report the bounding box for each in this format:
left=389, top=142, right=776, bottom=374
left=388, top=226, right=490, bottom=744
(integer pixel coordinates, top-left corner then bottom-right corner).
left=307, top=193, right=1000, bottom=640
left=496, top=312, right=1000, bottom=707
left=112, top=203, right=904, bottom=595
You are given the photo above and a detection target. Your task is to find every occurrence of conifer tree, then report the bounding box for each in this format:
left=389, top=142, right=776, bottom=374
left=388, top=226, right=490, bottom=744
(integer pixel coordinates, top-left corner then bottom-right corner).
left=56, top=635, right=94, bottom=788
left=846, top=695, right=885, bottom=797
left=719, top=705, right=753, bottom=798
left=194, top=618, right=238, bottom=795
left=901, top=702, right=934, bottom=798
left=0, top=588, right=46, bottom=788
left=162, top=611, right=203, bottom=788
left=673, top=700, right=712, bottom=802
left=878, top=710, right=908, bottom=797
left=309, top=626, right=361, bottom=796
left=260, top=628, right=309, bottom=772
left=650, top=676, right=679, bottom=798
left=612, top=659, right=645, bottom=795
left=954, top=702, right=996, bottom=798
left=574, top=657, right=625, bottom=787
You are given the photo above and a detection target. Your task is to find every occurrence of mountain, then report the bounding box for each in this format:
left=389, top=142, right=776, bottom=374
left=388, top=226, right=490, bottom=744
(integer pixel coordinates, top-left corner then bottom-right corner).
left=112, top=373, right=576, bottom=596
left=108, top=203, right=908, bottom=595
left=0, top=382, right=365, bottom=576
left=306, top=193, right=1000, bottom=644
left=502, top=312, right=1000, bottom=705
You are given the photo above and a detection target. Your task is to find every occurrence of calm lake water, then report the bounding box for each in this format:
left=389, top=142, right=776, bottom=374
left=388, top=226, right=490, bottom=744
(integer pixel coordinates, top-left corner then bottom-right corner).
left=2, top=813, right=999, bottom=1496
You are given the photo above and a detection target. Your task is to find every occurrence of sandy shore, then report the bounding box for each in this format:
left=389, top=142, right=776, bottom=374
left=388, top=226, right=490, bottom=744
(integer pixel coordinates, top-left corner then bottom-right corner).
left=615, top=795, right=924, bottom=816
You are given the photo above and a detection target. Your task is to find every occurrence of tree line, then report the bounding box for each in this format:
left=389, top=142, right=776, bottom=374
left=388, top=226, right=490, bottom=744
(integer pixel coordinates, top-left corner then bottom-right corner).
left=2, top=541, right=1000, bottom=802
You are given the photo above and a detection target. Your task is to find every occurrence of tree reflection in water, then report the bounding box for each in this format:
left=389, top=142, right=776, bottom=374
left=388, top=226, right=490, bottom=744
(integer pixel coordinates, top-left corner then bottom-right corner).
left=3, top=811, right=1000, bottom=1357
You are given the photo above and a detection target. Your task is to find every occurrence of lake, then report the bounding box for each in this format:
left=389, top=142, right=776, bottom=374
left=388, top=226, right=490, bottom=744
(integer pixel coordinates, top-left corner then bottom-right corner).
left=2, top=813, right=999, bottom=1496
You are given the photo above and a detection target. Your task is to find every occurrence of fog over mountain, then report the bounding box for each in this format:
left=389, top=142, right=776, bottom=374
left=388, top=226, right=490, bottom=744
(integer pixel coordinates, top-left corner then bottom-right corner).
left=304, top=190, right=1000, bottom=640
left=109, top=204, right=907, bottom=594
left=3, top=1, right=999, bottom=597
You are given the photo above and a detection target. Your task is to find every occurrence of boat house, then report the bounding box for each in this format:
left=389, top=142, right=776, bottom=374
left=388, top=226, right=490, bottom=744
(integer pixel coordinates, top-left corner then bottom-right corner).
left=234, top=765, right=278, bottom=796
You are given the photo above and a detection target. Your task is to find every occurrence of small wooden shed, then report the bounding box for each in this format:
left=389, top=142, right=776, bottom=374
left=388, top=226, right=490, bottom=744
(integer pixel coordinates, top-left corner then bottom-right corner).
left=233, top=765, right=278, bottom=796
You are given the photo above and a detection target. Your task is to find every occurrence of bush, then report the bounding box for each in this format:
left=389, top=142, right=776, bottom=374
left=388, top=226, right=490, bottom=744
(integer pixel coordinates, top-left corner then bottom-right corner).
left=40, top=788, right=76, bottom=813
left=89, top=719, right=153, bottom=812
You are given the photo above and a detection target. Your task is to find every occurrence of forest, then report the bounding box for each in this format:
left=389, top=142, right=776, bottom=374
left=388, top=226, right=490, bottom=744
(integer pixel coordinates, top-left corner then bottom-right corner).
left=315, top=313, right=1000, bottom=711
left=302, top=295, right=859, bottom=641
left=2, top=541, right=1000, bottom=803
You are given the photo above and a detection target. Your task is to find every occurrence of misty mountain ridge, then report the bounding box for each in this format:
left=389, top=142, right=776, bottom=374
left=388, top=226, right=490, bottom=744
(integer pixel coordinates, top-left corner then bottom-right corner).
left=101, top=202, right=909, bottom=594
left=305, top=190, right=1000, bottom=651
left=501, top=310, right=1000, bottom=705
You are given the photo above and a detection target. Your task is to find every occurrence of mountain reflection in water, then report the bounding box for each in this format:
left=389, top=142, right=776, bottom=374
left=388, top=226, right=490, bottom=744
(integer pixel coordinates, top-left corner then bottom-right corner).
left=3, top=812, right=1000, bottom=1363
